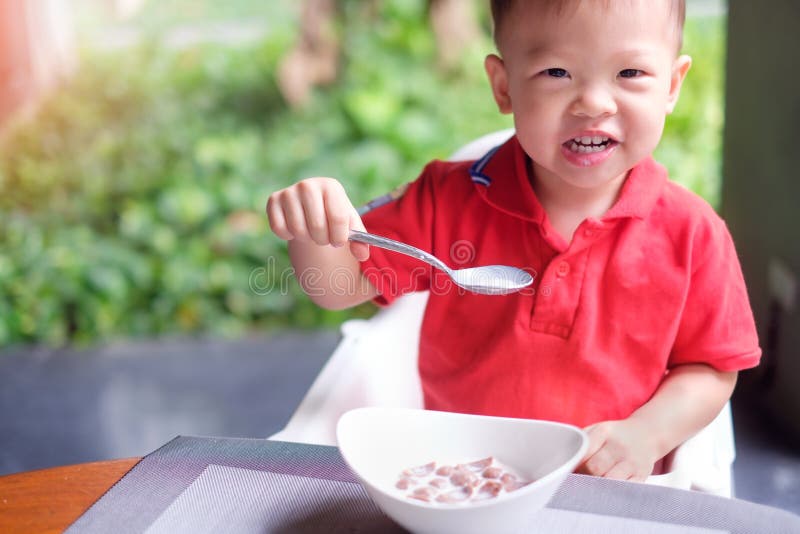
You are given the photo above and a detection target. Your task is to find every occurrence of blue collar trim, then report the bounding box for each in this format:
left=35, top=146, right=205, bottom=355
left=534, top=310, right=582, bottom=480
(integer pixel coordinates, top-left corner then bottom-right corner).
left=468, top=144, right=502, bottom=186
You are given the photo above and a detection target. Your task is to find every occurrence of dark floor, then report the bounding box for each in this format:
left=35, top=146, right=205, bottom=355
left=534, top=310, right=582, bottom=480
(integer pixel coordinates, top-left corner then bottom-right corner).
left=1, top=332, right=798, bottom=517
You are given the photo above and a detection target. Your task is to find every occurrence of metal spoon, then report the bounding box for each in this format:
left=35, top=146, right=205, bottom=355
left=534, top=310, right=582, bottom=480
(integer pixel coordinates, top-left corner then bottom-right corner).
left=349, top=230, right=533, bottom=295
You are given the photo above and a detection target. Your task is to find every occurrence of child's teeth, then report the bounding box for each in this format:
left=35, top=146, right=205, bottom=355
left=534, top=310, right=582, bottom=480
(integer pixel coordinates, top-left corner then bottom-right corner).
left=570, top=143, right=605, bottom=154
left=568, top=136, right=612, bottom=153
left=572, top=135, right=611, bottom=147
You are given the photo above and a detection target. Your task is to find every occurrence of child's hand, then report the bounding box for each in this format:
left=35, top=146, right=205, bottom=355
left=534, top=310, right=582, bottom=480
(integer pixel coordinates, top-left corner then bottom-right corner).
left=576, top=419, right=659, bottom=482
left=267, top=177, right=370, bottom=261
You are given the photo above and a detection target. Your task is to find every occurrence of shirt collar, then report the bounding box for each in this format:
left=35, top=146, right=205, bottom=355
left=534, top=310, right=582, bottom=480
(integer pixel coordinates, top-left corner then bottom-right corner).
left=468, top=135, right=667, bottom=223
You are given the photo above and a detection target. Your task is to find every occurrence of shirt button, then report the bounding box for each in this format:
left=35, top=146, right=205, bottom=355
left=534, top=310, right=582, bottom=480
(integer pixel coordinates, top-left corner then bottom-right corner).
left=556, top=261, right=570, bottom=277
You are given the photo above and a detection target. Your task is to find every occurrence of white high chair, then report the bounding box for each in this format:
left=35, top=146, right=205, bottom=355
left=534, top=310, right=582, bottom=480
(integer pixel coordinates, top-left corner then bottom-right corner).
left=270, top=130, right=737, bottom=497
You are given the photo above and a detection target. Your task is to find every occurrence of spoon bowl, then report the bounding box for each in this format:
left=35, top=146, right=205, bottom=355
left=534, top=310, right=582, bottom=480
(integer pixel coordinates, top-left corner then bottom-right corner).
left=349, top=230, right=533, bottom=295
left=449, top=265, right=534, bottom=295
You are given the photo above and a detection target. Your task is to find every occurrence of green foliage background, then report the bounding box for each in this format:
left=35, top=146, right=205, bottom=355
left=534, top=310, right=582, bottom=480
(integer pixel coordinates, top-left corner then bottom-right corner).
left=0, top=1, right=726, bottom=346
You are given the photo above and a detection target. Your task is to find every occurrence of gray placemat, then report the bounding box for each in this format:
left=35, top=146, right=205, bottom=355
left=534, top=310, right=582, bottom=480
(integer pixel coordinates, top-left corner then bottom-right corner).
left=143, top=464, right=721, bottom=534
left=66, top=436, right=800, bottom=534
left=144, top=465, right=398, bottom=534
left=67, top=436, right=372, bottom=533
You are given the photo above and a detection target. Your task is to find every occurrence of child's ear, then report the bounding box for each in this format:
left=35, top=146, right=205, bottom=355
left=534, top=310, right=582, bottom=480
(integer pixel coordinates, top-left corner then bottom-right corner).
left=485, top=54, right=512, bottom=114
left=666, top=54, right=692, bottom=114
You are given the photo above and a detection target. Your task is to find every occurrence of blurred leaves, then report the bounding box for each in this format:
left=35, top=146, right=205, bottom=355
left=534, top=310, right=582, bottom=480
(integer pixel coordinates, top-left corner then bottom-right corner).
left=0, top=5, right=724, bottom=346
left=656, top=16, right=727, bottom=207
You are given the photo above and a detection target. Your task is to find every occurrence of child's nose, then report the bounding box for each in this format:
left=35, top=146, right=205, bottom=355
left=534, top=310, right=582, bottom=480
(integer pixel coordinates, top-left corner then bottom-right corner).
left=569, top=84, right=617, bottom=119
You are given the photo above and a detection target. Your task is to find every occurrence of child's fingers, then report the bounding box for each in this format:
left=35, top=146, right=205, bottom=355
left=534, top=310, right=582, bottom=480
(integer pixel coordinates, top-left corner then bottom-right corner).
left=266, top=193, right=292, bottom=240
left=281, top=190, right=312, bottom=241
left=350, top=242, right=370, bottom=262
left=268, top=179, right=364, bottom=256
left=577, top=424, right=616, bottom=476
left=580, top=424, right=606, bottom=463
left=582, top=447, right=617, bottom=477
left=323, top=186, right=354, bottom=248
left=349, top=210, right=370, bottom=262
left=603, top=461, right=632, bottom=481
left=297, top=181, right=330, bottom=246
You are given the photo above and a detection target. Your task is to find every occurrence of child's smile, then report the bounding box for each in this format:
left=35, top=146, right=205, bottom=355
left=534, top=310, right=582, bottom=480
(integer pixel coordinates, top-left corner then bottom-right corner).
left=561, top=131, right=619, bottom=168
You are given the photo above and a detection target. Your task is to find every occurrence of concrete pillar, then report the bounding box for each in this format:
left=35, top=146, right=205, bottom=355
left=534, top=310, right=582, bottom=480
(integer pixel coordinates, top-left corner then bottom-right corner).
left=722, top=0, right=800, bottom=441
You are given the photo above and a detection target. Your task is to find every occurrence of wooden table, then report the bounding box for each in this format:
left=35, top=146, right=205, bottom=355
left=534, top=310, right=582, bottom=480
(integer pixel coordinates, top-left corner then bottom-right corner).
left=0, top=458, right=140, bottom=534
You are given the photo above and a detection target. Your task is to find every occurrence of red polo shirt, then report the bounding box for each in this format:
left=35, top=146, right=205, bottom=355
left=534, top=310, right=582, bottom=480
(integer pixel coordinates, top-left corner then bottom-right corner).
left=359, top=136, right=760, bottom=427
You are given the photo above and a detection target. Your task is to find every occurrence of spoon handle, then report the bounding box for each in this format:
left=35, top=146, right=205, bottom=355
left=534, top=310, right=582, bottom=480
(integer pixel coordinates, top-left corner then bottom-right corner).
left=349, top=230, right=451, bottom=273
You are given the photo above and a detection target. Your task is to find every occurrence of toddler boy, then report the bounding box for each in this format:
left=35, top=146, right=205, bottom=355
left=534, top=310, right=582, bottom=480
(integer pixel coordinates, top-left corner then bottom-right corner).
left=267, top=0, right=760, bottom=481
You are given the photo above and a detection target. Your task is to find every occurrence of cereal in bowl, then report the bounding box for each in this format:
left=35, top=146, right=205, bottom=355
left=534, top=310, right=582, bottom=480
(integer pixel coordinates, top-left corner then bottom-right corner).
left=395, top=457, right=531, bottom=505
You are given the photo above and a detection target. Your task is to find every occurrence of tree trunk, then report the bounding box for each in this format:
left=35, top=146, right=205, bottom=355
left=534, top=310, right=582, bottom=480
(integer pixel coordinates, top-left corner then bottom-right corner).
left=429, top=0, right=481, bottom=70
left=276, top=0, right=481, bottom=108
left=277, top=0, right=340, bottom=109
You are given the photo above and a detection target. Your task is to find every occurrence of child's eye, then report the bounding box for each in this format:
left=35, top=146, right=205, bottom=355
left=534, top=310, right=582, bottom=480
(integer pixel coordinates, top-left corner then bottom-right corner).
left=543, top=68, right=569, bottom=78
left=619, top=69, right=644, bottom=78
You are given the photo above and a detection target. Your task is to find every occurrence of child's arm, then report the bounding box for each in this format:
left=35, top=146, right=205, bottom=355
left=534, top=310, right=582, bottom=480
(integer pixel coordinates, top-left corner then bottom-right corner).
left=577, top=363, right=737, bottom=481
left=267, top=177, right=379, bottom=310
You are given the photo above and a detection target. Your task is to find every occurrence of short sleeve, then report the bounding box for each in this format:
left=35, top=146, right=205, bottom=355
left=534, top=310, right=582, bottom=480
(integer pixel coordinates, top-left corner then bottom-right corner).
left=669, top=217, right=761, bottom=371
left=358, top=162, right=441, bottom=306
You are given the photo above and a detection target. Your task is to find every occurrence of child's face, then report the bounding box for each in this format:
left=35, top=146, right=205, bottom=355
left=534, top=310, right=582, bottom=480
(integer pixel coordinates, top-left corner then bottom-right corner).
left=486, top=0, right=691, bottom=191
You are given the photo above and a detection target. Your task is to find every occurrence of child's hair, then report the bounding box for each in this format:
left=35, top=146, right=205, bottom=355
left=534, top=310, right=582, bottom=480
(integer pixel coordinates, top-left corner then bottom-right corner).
left=489, top=0, right=686, bottom=53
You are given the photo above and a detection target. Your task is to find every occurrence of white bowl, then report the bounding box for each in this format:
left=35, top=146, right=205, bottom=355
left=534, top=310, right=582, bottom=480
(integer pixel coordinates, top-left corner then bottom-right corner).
left=336, top=407, right=588, bottom=534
